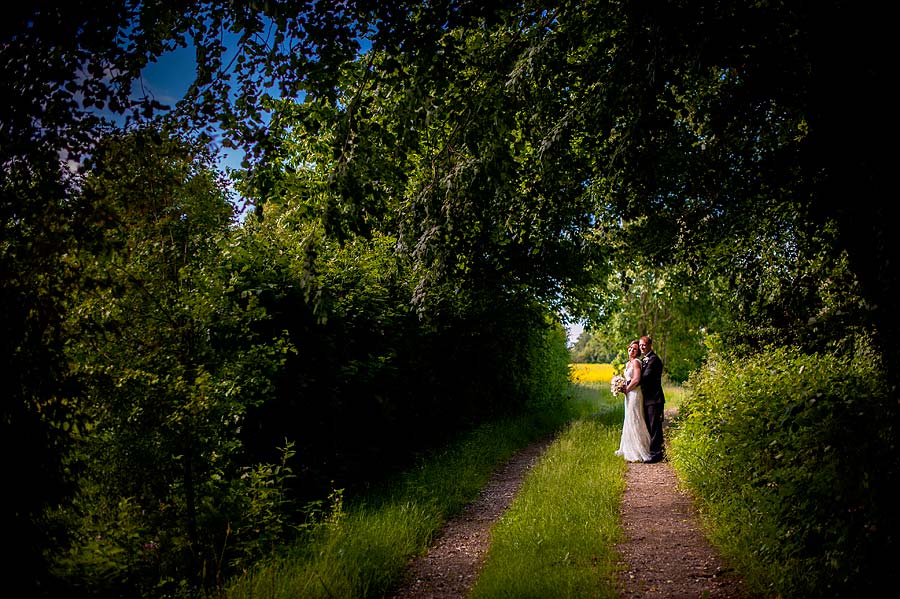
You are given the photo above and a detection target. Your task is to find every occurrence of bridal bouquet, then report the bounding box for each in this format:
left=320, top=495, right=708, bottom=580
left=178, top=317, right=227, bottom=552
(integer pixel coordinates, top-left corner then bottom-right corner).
left=610, top=374, right=626, bottom=395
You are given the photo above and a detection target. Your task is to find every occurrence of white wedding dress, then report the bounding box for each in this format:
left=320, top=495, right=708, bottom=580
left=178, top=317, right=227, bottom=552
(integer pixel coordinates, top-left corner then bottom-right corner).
left=614, top=361, right=653, bottom=463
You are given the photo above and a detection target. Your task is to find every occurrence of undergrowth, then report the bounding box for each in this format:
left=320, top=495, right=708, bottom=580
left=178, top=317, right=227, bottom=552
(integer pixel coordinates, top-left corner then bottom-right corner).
left=223, top=386, right=598, bottom=599
left=669, top=343, right=899, bottom=598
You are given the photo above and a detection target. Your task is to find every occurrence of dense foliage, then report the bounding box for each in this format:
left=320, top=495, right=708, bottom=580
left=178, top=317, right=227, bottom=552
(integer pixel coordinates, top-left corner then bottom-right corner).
left=671, top=344, right=898, bottom=597
left=50, top=130, right=299, bottom=596
left=21, top=123, right=571, bottom=597
left=3, top=1, right=895, bottom=597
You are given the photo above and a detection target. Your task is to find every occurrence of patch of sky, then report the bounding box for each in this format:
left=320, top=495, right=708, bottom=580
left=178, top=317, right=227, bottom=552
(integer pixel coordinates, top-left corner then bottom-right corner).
left=566, top=321, right=584, bottom=348
left=135, top=36, right=247, bottom=173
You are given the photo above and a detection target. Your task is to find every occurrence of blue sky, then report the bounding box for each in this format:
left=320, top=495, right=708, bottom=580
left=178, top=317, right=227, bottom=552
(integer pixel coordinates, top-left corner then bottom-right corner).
left=137, top=42, right=246, bottom=172
left=137, top=44, right=194, bottom=106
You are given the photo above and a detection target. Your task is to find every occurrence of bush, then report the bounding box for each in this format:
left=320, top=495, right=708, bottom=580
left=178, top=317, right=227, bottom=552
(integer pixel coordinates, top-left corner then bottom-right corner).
left=670, top=342, right=899, bottom=598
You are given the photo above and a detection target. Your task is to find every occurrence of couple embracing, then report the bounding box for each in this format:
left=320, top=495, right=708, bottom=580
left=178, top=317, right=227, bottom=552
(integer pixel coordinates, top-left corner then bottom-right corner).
left=614, top=336, right=666, bottom=464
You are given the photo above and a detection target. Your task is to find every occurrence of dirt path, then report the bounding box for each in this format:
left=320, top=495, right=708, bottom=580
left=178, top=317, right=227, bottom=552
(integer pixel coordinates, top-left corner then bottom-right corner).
left=384, top=412, right=754, bottom=599
left=615, top=460, right=751, bottom=598
left=385, top=436, right=556, bottom=599
left=614, top=407, right=753, bottom=598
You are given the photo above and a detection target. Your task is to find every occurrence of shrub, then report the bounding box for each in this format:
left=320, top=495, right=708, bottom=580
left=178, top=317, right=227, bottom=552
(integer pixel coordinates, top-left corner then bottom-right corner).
left=670, top=343, right=899, bottom=598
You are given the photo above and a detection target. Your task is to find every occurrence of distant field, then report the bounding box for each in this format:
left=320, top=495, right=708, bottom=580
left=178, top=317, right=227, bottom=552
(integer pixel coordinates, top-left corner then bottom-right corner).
left=568, top=363, right=615, bottom=384
left=569, top=363, right=684, bottom=410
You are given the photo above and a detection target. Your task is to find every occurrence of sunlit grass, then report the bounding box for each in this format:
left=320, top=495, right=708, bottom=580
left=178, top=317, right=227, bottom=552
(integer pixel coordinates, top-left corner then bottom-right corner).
left=225, top=382, right=635, bottom=599
left=224, top=408, right=579, bottom=599
left=663, top=381, right=685, bottom=411
left=469, top=402, right=625, bottom=599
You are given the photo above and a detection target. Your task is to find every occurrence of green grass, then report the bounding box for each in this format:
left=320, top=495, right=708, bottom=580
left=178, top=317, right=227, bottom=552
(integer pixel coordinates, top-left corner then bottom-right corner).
left=469, top=398, right=624, bottom=599
left=224, top=389, right=600, bottom=599
left=662, top=381, right=685, bottom=411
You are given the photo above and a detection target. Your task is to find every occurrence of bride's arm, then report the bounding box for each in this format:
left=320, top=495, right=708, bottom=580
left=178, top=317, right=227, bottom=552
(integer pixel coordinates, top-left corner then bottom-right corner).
left=624, top=358, right=642, bottom=393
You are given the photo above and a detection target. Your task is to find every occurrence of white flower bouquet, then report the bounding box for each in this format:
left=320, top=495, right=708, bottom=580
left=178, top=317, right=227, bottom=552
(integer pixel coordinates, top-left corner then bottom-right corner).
left=610, top=374, right=626, bottom=395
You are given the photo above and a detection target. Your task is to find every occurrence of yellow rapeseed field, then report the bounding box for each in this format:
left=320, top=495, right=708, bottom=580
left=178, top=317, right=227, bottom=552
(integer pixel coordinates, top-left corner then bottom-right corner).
left=568, top=363, right=615, bottom=384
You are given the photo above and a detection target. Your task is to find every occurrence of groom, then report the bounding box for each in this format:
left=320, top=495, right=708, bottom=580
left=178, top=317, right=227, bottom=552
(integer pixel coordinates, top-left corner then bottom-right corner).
left=639, top=335, right=666, bottom=463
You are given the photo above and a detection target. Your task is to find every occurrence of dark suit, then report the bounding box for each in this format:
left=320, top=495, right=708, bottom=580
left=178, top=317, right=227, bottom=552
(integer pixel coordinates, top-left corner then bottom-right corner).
left=640, top=351, right=666, bottom=462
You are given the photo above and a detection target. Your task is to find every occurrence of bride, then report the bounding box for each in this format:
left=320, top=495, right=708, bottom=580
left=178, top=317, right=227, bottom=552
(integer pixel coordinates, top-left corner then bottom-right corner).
left=614, top=340, right=652, bottom=463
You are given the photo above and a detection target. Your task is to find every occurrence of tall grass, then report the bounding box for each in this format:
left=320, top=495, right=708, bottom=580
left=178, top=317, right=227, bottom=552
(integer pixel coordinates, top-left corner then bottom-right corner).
left=662, top=381, right=685, bottom=411
left=224, top=392, right=598, bottom=599
left=225, top=374, right=629, bottom=599
left=469, top=401, right=625, bottom=599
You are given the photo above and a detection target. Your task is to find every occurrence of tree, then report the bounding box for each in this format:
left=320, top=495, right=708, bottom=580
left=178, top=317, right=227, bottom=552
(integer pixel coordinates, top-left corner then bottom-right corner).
left=574, top=0, right=893, bottom=357
left=1, top=147, right=80, bottom=592
left=56, top=129, right=290, bottom=594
